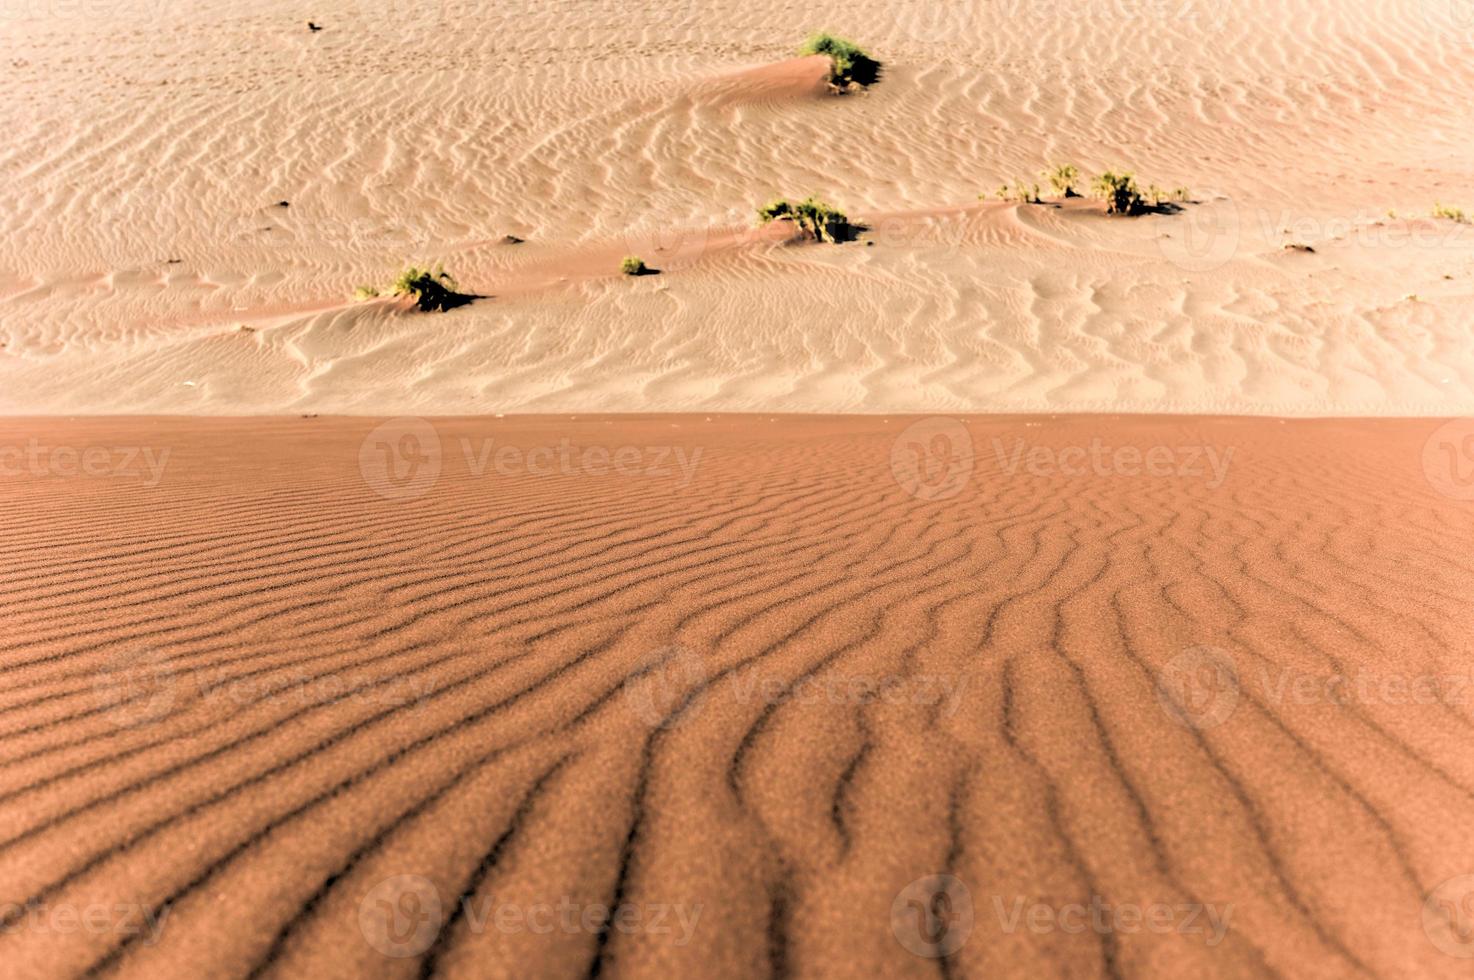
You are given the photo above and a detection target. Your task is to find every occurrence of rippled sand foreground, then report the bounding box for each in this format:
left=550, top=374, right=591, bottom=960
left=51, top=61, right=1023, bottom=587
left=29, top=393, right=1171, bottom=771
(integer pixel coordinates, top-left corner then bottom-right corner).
left=3, top=415, right=1474, bottom=977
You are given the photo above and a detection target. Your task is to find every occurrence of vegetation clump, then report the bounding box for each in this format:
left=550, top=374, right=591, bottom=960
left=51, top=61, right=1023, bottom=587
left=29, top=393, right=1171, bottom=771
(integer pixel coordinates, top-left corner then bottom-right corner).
left=355, top=265, right=468, bottom=312
left=757, top=196, right=855, bottom=243
left=985, top=181, right=1041, bottom=204
left=621, top=256, right=652, bottom=276
left=1044, top=164, right=1080, bottom=197
left=986, top=166, right=1186, bottom=214
left=1433, top=203, right=1469, bottom=224
left=799, top=33, right=881, bottom=91
left=1093, top=170, right=1146, bottom=215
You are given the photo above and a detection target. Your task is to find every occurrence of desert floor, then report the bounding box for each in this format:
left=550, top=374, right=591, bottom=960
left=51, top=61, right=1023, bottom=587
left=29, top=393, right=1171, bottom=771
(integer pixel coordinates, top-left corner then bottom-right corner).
left=3, top=415, right=1474, bottom=977
left=2, top=0, right=1473, bottom=414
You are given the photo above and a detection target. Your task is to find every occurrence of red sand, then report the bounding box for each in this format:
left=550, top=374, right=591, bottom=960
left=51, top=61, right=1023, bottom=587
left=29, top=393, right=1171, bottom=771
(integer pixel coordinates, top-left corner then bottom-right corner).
left=2, top=415, right=1473, bottom=978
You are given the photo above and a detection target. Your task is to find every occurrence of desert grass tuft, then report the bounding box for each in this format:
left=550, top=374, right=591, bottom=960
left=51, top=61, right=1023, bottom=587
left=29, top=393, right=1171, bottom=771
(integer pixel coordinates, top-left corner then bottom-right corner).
left=1044, top=164, right=1080, bottom=197
left=356, top=265, right=467, bottom=312
left=799, top=33, right=881, bottom=90
left=1433, top=203, right=1469, bottom=224
left=757, top=196, right=855, bottom=242
left=1092, top=170, right=1153, bottom=215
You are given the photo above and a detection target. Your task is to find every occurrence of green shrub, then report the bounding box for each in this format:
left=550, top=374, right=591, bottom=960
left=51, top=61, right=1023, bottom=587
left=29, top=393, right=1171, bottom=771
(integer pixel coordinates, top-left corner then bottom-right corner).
left=391, top=266, right=463, bottom=311
left=1044, top=164, right=1080, bottom=197
left=356, top=265, right=466, bottom=311
left=757, top=196, right=854, bottom=243
left=621, top=256, right=651, bottom=276
left=991, top=181, right=1040, bottom=204
left=985, top=183, right=1039, bottom=203
left=799, top=33, right=881, bottom=90
left=1433, top=203, right=1469, bottom=224
left=1092, top=170, right=1145, bottom=216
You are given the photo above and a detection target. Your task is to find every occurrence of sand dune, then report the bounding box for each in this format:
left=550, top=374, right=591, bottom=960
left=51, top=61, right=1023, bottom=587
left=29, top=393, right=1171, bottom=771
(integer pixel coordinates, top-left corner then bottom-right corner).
left=2, top=415, right=1474, bottom=977
left=2, top=0, right=1472, bottom=414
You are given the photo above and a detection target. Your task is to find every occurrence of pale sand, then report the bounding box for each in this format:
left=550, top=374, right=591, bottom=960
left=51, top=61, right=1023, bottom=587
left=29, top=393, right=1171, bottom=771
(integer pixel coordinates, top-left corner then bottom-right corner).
left=2, top=415, right=1474, bottom=976
left=2, top=0, right=1473, bottom=415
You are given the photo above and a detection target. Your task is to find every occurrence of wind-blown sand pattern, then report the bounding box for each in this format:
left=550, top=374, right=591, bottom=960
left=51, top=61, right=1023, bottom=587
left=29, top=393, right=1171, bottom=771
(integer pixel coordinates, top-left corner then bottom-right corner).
left=2, top=0, right=1473, bottom=414
left=3, top=415, right=1474, bottom=977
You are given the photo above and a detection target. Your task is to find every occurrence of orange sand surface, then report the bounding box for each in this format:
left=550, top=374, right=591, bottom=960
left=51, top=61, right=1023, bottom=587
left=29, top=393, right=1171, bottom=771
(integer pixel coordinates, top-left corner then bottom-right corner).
left=3, top=414, right=1474, bottom=977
